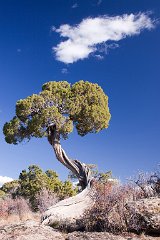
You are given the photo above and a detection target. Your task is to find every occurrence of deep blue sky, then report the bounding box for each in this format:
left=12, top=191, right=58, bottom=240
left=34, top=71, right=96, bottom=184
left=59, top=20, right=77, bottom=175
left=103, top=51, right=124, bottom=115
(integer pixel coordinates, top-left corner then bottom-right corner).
left=0, top=0, right=160, bottom=183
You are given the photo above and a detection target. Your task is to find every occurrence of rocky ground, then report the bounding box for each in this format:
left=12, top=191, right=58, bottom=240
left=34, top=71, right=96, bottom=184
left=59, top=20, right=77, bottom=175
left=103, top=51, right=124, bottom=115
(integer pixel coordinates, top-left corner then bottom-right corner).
left=0, top=220, right=160, bottom=240
left=0, top=220, right=63, bottom=240
left=0, top=195, right=159, bottom=240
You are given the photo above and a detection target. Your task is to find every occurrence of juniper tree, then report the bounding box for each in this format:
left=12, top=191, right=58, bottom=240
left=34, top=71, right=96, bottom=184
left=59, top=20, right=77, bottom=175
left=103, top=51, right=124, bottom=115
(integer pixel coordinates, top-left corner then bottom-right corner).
left=3, top=80, right=111, bottom=190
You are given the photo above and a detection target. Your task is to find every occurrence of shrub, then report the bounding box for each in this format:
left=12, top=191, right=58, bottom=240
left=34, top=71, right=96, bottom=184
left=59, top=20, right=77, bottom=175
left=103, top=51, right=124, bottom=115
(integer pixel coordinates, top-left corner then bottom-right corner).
left=81, top=169, right=160, bottom=234
left=128, top=167, right=160, bottom=198
left=82, top=182, right=131, bottom=233
left=35, top=188, right=59, bottom=213
left=0, top=165, right=77, bottom=211
left=0, top=197, right=32, bottom=221
left=1, top=180, right=20, bottom=197
left=0, top=190, right=5, bottom=198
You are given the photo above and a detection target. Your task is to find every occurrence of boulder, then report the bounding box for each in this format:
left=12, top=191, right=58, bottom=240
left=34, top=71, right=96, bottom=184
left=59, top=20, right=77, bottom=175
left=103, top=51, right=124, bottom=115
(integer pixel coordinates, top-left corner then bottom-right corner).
left=42, top=187, right=94, bottom=231
left=125, top=197, right=160, bottom=234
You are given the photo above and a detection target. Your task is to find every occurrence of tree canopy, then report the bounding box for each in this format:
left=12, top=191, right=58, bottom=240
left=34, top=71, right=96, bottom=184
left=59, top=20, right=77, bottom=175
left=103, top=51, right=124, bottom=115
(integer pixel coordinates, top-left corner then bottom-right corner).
left=3, top=80, right=111, bottom=190
left=3, top=80, right=111, bottom=144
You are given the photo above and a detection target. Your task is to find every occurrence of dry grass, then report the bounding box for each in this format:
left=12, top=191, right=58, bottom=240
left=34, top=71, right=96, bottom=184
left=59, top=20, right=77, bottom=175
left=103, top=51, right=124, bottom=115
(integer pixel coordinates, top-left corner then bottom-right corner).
left=0, top=197, right=38, bottom=225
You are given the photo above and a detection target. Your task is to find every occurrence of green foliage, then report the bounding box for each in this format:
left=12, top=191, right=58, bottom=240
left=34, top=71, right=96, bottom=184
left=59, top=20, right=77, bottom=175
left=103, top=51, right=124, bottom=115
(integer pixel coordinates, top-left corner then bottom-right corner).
left=0, top=189, right=5, bottom=198
left=45, top=169, right=64, bottom=194
left=70, top=81, right=111, bottom=136
left=3, top=117, right=24, bottom=144
left=18, top=165, right=49, bottom=200
left=3, top=80, right=111, bottom=144
left=1, top=180, right=20, bottom=197
left=0, top=165, right=77, bottom=210
left=61, top=180, right=77, bottom=198
left=98, top=171, right=113, bottom=183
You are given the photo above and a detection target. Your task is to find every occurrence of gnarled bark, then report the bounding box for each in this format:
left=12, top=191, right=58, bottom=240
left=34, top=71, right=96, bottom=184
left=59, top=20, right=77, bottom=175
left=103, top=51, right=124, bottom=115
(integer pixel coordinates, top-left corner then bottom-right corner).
left=47, top=125, right=91, bottom=190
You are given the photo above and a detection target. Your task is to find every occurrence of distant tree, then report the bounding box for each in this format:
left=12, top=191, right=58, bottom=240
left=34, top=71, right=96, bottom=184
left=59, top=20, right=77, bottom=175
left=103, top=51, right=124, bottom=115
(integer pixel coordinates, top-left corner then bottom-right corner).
left=98, top=171, right=113, bottom=183
left=61, top=180, right=77, bottom=198
left=18, top=165, right=49, bottom=201
left=0, top=189, right=5, bottom=198
left=1, top=180, right=20, bottom=197
left=3, top=80, right=111, bottom=190
left=45, top=169, right=63, bottom=194
left=0, top=165, right=76, bottom=210
left=18, top=165, right=76, bottom=209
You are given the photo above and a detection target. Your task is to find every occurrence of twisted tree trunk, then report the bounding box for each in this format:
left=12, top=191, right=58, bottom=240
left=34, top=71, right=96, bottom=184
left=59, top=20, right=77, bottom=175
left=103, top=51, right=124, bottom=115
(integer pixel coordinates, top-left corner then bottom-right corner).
left=47, top=125, right=91, bottom=190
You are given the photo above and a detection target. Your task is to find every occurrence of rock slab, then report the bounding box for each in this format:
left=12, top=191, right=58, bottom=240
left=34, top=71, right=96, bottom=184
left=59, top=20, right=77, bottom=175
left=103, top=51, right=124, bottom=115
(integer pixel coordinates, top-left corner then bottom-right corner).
left=42, top=187, right=93, bottom=230
left=126, top=197, right=160, bottom=234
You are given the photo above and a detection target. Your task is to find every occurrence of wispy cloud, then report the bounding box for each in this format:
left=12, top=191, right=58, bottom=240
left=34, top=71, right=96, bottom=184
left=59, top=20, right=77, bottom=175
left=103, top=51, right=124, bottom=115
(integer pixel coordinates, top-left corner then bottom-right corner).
left=0, top=176, right=13, bottom=187
left=71, top=3, right=78, bottom=9
left=94, top=54, right=104, bottom=60
left=97, top=43, right=119, bottom=54
left=52, top=13, right=155, bottom=64
left=97, top=0, right=102, bottom=5
left=17, top=48, right=21, bottom=53
left=61, top=68, right=68, bottom=74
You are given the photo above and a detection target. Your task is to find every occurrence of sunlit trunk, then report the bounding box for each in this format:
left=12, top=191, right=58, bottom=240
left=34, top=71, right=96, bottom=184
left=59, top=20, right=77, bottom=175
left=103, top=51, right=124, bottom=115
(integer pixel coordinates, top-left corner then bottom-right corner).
left=47, top=125, right=91, bottom=190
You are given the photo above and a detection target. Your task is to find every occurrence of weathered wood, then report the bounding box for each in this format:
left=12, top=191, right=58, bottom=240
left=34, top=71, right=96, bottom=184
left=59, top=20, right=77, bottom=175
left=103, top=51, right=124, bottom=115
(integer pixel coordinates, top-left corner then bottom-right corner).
left=47, top=125, right=92, bottom=190
left=42, top=186, right=94, bottom=229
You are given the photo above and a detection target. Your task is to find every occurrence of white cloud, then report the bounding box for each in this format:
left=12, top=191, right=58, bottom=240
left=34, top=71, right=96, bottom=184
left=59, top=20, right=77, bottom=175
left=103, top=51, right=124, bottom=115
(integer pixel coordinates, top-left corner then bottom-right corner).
left=52, top=13, right=155, bottom=64
left=0, top=176, right=13, bottom=187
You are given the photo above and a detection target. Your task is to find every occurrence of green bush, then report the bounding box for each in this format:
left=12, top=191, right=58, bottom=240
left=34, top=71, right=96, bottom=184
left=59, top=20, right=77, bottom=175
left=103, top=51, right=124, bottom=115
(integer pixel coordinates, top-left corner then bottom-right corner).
left=0, top=190, right=6, bottom=198
left=0, top=165, right=77, bottom=211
